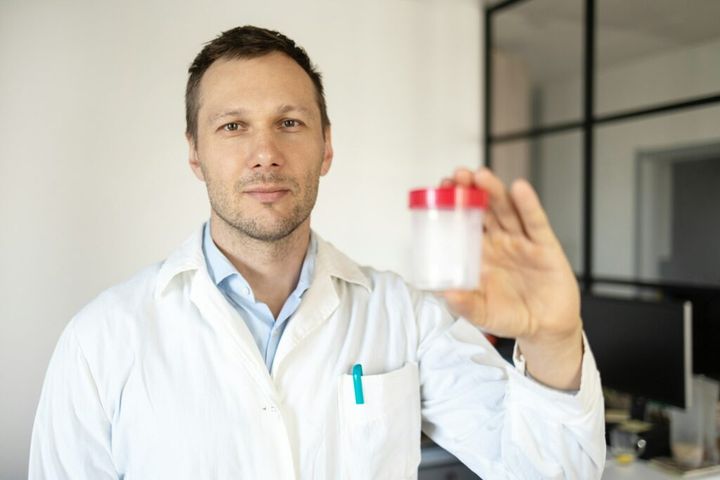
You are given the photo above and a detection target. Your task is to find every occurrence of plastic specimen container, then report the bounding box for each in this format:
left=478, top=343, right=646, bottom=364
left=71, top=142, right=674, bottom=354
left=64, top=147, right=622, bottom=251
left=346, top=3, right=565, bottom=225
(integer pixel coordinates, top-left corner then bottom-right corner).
left=408, top=186, right=488, bottom=290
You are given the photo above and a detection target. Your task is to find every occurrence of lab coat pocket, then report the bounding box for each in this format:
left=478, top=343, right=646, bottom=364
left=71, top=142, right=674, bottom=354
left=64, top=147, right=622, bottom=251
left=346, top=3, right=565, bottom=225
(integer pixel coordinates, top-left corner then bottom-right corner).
left=338, top=362, right=422, bottom=480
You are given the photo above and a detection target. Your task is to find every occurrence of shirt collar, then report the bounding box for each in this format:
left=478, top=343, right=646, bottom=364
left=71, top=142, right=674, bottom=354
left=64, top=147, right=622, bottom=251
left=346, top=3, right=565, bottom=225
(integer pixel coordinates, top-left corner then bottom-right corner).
left=202, top=222, right=239, bottom=287
left=155, top=224, right=371, bottom=298
left=202, top=221, right=317, bottom=299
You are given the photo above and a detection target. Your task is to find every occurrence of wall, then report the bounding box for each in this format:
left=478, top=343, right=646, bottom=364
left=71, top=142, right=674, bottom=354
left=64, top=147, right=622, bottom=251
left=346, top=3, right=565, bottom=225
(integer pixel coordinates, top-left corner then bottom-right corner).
left=0, top=1, right=482, bottom=477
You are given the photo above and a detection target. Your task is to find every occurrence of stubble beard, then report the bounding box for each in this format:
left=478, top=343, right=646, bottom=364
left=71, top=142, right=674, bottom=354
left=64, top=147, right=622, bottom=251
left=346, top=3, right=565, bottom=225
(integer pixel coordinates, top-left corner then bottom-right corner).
left=204, top=167, right=321, bottom=244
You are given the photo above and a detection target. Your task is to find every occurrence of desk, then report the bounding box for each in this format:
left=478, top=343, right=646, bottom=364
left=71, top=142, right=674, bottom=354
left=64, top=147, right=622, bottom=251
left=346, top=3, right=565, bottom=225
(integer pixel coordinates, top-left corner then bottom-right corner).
left=602, top=459, right=720, bottom=479
left=420, top=443, right=720, bottom=479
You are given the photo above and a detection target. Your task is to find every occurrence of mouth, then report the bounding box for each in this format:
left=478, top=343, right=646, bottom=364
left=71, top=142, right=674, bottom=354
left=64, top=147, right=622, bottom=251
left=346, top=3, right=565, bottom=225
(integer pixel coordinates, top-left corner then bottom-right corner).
left=243, top=185, right=291, bottom=203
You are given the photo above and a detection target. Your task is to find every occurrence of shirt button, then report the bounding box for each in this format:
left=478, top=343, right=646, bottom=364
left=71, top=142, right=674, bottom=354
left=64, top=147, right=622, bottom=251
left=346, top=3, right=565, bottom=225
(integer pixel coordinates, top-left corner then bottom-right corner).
left=272, top=329, right=280, bottom=336
left=243, top=286, right=251, bottom=296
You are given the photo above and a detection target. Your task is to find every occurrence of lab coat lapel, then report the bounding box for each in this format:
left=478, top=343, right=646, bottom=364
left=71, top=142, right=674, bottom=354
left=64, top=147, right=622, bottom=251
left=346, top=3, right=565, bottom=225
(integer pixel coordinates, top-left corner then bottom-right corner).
left=189, top=260, right=277, bottom=397
left=271, top=235, right=371, bottom=376
left=271, top=245, right=340, bottom=376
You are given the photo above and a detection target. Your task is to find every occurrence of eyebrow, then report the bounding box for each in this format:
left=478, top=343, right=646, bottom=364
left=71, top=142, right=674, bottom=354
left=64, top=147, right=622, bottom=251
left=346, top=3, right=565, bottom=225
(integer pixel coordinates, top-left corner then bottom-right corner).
left=276, top=104, right=312, bottom=115
left=210, top=109, right=247, bottom=122
left=209, top=104, right=313, bottom=123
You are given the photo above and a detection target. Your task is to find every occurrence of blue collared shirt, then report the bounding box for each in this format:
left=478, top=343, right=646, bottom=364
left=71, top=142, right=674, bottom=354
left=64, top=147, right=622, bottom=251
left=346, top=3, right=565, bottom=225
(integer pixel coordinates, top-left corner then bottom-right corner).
left=202, top=222, right=316, bottom=371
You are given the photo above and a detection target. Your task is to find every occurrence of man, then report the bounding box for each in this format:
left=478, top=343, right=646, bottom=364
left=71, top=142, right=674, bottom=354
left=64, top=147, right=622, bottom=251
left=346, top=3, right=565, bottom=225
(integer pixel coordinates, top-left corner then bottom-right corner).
left=30, top=26, right=605, bottom=479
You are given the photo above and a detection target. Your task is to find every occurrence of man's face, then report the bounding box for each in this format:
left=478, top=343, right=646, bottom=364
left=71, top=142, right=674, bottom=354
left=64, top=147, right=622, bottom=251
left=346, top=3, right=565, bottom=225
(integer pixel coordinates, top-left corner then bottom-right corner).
left=188, top=52, right=333, bottom=242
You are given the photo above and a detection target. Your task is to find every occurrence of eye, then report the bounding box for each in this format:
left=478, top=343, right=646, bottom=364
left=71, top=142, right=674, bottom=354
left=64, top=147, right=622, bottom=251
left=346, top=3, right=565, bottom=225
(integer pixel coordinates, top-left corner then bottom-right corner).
left=222, top=122, right=239, bottom=132
left=280, top=119, right=302, bottom=129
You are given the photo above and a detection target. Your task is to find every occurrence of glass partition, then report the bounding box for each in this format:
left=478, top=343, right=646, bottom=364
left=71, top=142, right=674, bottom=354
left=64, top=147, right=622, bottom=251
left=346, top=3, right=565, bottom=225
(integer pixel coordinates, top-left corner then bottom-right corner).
left=491, top=130, right=583, bottom=273
left=596, top=0, right=720, bottom=116
left=594, top=104, right=720, bottom=286
left=490, top=0, right=584, bottom=136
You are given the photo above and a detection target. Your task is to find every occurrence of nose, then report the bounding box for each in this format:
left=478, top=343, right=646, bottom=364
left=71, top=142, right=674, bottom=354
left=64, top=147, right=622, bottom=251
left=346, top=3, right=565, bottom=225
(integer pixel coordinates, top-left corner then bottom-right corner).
left=248, top=130, right=284, bottom=170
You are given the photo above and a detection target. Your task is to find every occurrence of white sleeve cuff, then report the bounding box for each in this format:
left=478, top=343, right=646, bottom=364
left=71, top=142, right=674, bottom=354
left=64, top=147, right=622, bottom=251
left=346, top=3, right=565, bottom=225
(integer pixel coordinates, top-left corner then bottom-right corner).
left=507, top=331, right=603, bottom=421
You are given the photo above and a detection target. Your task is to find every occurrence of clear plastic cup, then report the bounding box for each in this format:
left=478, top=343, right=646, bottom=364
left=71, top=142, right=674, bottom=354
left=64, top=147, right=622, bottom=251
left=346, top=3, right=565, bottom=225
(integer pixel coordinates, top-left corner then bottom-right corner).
left=408, top=186, right=488, bottom=291
left=609, top=426, right=647, bottom=465
left=670, top=376, right=720, bottom=468
left=699, top=377, right=719, bottom=465
left=670, top=377, right=705, bottom=467
left=670, top=405, right=704, bottom=468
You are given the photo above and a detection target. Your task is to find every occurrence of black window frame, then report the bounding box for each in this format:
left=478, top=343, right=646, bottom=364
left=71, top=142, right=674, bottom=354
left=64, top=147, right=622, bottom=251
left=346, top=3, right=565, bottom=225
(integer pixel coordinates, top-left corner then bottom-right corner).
left=484, top=0, right=720, bottom=293
left=484, top=0, right=720, bottom=379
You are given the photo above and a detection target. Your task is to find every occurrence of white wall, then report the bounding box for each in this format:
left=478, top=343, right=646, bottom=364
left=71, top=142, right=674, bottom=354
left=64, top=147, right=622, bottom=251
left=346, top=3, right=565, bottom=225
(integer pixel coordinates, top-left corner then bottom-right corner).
left=0, top=1, right=482, bottom=477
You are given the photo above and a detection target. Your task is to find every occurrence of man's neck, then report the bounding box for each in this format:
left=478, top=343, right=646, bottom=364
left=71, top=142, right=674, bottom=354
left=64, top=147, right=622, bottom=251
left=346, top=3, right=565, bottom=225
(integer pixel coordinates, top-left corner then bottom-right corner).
left=209, top=214, right=311, bottom=319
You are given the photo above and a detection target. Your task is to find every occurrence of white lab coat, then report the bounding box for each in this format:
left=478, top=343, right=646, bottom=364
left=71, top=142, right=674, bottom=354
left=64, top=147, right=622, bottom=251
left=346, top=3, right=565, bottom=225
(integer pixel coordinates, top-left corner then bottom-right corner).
left=29, top=228, right=606, bottom=479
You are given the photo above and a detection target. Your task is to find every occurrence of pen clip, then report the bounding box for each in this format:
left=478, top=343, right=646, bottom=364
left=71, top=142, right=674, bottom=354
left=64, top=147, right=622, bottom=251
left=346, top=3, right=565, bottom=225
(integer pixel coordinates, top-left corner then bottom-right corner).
left=352, top=363, right=364, bottom=405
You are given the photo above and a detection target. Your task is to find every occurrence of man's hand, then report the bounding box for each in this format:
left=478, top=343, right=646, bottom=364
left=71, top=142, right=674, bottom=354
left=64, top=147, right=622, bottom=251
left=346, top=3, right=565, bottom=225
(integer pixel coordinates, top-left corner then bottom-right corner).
left=441, top=167, right=583, bottom=390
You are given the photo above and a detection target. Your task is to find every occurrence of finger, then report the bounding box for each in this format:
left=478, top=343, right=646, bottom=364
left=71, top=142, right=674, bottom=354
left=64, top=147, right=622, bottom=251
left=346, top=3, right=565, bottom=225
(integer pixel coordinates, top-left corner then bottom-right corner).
left=442, top=290, right=488, bottom=327
left=451, top=167, right=475, bottom=187
left=481, top=237, right=504, bottom=267
left=510, top=179, right=557, bottom=245
left=480, top=233, right=505, bottom=269
left=474, top=168, right=524, bottom=234
left=439, top=177, right=455, bottom=188
left=483, top=208, right=502, bottom=233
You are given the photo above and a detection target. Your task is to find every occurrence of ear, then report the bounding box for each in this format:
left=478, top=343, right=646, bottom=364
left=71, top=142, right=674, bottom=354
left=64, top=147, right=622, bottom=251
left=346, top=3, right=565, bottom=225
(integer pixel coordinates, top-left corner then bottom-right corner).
left=320, top=126, right=334, bottom=176
left=187, top=133, right=205, bottom=182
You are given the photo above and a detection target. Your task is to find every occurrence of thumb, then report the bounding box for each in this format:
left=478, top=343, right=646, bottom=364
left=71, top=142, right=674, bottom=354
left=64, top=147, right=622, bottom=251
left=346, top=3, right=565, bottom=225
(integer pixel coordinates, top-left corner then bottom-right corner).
left=442, top=290, right=488, bottom=327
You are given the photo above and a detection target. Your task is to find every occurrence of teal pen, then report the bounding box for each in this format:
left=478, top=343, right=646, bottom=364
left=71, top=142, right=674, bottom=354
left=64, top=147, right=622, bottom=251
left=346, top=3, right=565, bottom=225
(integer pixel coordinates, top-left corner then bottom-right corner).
left=352, top=364, right=364, bottom=404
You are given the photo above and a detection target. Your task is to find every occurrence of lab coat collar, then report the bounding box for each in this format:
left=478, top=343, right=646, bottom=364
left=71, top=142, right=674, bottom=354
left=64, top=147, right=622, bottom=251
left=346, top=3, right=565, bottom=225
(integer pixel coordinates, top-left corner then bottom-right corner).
left=152, top=225, right=374, bottom=382
left=154, top=228, right=205, bottom=299
left=313, top=235, right=372, bottom=294
left=154, top=226, right=372, bottom=299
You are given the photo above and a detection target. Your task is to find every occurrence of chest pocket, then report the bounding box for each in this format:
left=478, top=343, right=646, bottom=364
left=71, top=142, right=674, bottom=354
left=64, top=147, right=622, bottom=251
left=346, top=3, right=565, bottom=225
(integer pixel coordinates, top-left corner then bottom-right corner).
left=337, top=362, right=422, bottom=480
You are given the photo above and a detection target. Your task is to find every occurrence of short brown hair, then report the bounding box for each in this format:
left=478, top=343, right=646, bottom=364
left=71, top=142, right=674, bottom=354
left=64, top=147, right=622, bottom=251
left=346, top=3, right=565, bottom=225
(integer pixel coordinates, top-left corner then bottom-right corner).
left=185, top=25, right=330, bottom=141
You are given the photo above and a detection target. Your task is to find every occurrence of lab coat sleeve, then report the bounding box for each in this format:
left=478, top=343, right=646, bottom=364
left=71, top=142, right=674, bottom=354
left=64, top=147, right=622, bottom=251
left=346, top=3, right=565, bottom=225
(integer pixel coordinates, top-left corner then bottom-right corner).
left=416, top=296, right=606, bottom=480
left=29, top=321, right=119, bottom=479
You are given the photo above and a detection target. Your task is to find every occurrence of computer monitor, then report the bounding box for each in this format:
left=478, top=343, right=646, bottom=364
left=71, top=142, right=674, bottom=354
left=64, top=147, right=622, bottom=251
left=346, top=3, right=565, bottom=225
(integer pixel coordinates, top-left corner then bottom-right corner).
left=581, top=295, right=692, bottom=409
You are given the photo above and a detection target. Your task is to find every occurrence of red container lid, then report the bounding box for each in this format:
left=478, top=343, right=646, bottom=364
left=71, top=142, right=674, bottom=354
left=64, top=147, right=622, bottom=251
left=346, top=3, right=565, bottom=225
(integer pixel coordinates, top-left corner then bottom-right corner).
left=409, top=186, right=488, bottom=209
